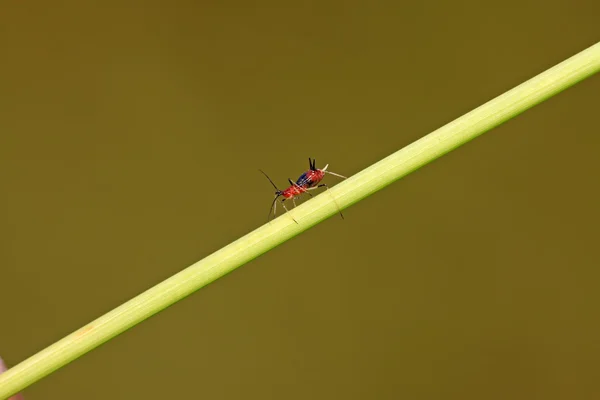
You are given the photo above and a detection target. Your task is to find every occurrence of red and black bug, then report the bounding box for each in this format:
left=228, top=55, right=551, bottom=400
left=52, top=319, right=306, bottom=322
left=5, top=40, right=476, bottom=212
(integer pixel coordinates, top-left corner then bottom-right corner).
left=295, top=157, right=347, bottom=190
left=260, top=158, right=347, bottom=223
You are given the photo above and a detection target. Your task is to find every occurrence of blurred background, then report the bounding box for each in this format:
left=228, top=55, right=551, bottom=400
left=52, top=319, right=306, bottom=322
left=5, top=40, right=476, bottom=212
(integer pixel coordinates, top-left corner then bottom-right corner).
left=1, top=1, right=599, bottom=399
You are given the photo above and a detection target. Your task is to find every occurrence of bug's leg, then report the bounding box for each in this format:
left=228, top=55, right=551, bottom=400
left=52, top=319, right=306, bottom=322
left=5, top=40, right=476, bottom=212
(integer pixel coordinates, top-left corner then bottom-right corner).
left=281, top=199, right=299, bottom=224
left=292, top=197, right=297, bottom=207
left=289, top=178, right=306, bottom=192
left=311, top=184, right=345, bottom=220
left=324, top=170, right=347, bottom=179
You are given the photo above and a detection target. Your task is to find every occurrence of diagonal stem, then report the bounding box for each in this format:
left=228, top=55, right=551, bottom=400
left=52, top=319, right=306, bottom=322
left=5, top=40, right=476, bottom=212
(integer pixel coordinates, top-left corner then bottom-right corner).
left=1, top=41, right=599, bottom=399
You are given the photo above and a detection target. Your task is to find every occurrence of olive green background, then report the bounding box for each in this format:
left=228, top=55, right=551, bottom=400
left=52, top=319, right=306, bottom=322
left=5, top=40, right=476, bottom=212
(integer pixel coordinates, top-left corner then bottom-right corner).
left=1, top=1, right=599, bottom=399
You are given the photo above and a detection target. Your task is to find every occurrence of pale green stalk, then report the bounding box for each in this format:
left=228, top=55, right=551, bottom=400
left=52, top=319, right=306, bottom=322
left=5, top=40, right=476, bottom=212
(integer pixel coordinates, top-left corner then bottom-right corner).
left=1, top=41, right=599, bottom=399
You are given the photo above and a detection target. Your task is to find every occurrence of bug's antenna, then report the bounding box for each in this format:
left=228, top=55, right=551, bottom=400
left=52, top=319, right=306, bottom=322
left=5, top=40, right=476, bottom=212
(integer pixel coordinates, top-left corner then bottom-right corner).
left=259, top=169, right=281, bottom=192
left=260, top=169, right=285, bottom=222
left=268, top=194, right=280, bottom=221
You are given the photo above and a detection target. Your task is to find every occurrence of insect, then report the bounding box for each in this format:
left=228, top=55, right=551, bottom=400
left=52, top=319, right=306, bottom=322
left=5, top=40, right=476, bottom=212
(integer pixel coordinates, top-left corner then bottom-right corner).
left=260, top=158, right=347, bottom=223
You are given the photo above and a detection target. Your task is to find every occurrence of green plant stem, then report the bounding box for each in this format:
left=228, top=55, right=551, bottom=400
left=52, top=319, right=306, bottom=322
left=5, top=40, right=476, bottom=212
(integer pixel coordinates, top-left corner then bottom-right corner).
left=1, top=41, right=600, bottom=399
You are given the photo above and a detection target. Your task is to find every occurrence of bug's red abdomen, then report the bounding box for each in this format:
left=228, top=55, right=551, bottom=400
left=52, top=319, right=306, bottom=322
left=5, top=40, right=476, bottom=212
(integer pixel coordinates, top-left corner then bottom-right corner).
left=296, top=170, right=324, bottom=188
left=310, top=170, right=325, bottom=186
